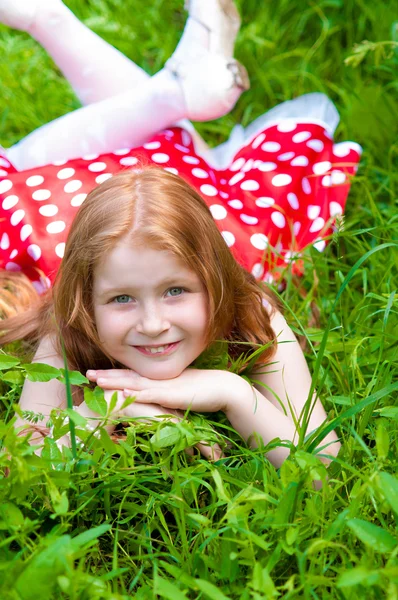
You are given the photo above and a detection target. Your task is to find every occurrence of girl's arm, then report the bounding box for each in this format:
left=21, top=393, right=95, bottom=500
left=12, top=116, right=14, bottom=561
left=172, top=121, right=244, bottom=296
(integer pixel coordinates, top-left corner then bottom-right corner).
left=15, top=336, right=67, bottom=443
left=237, top=309, right=340, bottom=465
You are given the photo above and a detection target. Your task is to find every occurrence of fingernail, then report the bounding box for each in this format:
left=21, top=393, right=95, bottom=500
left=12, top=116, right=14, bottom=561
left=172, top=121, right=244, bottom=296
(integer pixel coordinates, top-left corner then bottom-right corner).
left=86, top=370, right=96, bottom=377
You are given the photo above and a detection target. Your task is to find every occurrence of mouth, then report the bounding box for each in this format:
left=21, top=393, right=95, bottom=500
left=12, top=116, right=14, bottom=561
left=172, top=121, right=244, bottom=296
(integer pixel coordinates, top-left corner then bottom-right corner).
left=133, top=341, right=181, bottom=357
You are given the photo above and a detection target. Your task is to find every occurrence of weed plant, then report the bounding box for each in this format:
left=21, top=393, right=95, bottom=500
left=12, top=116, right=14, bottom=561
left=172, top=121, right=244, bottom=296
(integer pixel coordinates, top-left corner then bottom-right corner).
left=0, top=0, right=397, bottom=598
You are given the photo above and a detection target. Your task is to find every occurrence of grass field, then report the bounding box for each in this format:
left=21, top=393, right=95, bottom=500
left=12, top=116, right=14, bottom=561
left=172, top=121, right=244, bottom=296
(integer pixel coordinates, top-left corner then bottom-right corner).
left=0, top=0, right=397, bottom=598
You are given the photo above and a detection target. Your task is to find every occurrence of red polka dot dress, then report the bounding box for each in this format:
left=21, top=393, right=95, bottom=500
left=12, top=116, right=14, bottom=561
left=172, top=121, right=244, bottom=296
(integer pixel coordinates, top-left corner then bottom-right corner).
left=0, top=95, right=361, bottom=292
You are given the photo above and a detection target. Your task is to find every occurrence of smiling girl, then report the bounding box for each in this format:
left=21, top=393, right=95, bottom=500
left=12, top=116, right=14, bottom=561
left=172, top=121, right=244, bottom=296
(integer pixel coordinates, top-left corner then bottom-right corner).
left=1, top=169, right=340, bottom=467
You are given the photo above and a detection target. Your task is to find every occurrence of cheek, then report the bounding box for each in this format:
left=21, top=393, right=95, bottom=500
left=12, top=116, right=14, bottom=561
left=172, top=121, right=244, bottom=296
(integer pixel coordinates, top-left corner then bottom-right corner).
left=94, top=308, right=125, bottom=342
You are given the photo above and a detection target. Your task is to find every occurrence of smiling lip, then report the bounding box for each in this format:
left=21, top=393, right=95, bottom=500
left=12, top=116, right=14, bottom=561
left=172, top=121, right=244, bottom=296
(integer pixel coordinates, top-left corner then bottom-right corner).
left=133, top=341, right=181, bottom=357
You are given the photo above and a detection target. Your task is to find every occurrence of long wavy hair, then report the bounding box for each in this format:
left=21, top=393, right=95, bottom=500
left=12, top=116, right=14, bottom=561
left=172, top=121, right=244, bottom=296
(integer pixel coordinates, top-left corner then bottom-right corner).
left=0, top=168, right=277, bottom=373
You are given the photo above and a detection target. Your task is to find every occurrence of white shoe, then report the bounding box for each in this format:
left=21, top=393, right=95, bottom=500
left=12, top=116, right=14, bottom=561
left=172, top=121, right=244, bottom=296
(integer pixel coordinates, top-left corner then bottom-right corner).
left=185, top=0, right=241, bottom=57
left=168, top=53, right=250, bottom=122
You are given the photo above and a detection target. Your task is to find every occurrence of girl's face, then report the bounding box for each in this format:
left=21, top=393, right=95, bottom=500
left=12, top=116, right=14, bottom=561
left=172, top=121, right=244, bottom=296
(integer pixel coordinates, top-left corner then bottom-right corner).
left=92, top=240, right=209, bottom=379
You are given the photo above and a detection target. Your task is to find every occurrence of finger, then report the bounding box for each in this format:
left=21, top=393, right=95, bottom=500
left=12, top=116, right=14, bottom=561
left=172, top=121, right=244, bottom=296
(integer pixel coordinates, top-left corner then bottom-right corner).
left=124, top=388, right=184, bottom=409
left=86, top=369, right=137, bottom=381
left=194, top=441, right=224, bottom=461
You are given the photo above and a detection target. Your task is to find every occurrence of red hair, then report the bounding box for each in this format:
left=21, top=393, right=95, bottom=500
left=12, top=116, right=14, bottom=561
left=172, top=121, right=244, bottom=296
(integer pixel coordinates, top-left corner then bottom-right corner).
left=0, top=168, right=277, bottom=372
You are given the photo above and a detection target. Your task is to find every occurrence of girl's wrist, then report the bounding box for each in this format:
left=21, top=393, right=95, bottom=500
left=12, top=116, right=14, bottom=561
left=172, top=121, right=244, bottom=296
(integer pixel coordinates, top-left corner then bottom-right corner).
left=222, top=373, right=253, bottom=416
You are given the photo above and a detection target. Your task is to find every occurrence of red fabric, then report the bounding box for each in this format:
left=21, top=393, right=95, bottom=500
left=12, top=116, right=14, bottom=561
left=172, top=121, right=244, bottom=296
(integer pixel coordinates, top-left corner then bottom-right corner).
left=0, top=123, right=360, bottom=292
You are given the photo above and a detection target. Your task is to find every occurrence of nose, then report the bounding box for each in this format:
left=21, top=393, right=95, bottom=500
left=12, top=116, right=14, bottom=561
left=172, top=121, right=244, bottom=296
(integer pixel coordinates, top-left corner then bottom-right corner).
left=135, top=303, right=171, bottom=337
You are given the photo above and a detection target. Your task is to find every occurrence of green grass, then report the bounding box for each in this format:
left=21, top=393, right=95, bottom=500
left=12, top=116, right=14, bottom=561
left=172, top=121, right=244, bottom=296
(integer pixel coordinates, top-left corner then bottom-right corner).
left=0, top=0, right=398, bottom=598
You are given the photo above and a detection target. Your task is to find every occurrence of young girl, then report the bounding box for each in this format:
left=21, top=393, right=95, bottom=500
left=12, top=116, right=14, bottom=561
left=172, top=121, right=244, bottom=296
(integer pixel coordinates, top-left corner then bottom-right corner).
left=1, top=167, right=341, bottom=467
left=0, top=0, right=361, bottom=464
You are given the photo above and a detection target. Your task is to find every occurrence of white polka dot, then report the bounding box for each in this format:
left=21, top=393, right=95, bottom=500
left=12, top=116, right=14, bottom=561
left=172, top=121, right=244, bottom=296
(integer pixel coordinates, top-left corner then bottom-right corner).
left=71, top=193, right=87, bottom=207
left=252, top=133, right=266, bottom=149
left=0, top=180, right=12, bottom=194
left=209, top=204, right=227, bottom=219
left=228, top=199, right=243, bottom=209
left=39, top=204, right=58, bottom=217
left=0, top=170, right=7, bottom=177
left=5, top=262, right=21, bottom=271
left=229, top=173, right=245, bottom=186
left=219, top=191, right=229, bottom=199
left=302, top=177, right=311, bottom=195
left=152, top=153, right=170, bottom=164
left=333, top=142, right=362, bottom=157
left=287, top=193, right=299, bottom=210
left=313, top=239, right=326, bottom=252
left=52, top=159, right=68, bottom=166
left=0, top=158, right=10, bottom=168
left=292, top=131, right=311, bottom=143
left=181, top=130, right=191, bottom=146
left=192, top=168, right=209, bottom=179
left=0, top=233, right=10, bottom=250
left=55, top=243, right=65, bottom=258
left=64, top=180, right=83, bottom=194
left=242, top=159, right=255, bottom=173
left=26, top=175, right=44, bottom=187
left=164, top=167, right=179, bottom=175
left=331, top=170, right=346, bottom=185
left=222, top=231, right=235, bottom=247
left=271, top=174, right=292, bottom=187
left=143, top=141, right=161, bottom=150
left=240, top=214, right=258, bottom=225
left=46, top=221, right=66, bottom=234
left=322, top=175, right=332, bottom=187
left=88, top=162, right=107, bottom=173
left=307, top=205, right=321, bottom=219
left=313, top=161, right=332, bottom=175
left=291, top=156, right=309, bottom=167
left=174, top=144, right=189, bottom=153
left=113, top=148, right=130, bottom=156
left=32, top=189, right=51, bottom=201
left=293, top=222, right=301, bottom=236
left=240, top=179, right=260, bottom=191
left=82, top=154, right=99, bottom=160
left=120, top=156, right=138, bottom=166
left=201, top=184, right=218, bottom=197
left=20, top=224, right=32, bottom=242
left=32, top=280, right=46, bottom=294
left=220, top=179, right=227, bottom=184
left=229, top=157, right=245, bottom=171
left=261, top=141, right=281, bottom=152
left=250, top=233, right=268, bottom=250
left=251, top=263, right=264, bottom=278
left=2, top=195, right=19, bottom=210
left=277, top=121, right=297, bottom=132
left=27, top=244, right=41, bottom=261
left=9, top=249, right=17, bottom=259
left=309, top=217, right=325, bottom=233
left=57, top=168, right=75, bottom=180
left=256, top=197, right=274, bottom=208
left=257, top=162, right=277, bottom=172
left=10, top=209, right=25, bottom=226
left=95, top=173, right=112, bottom=184
left=277, top=152, right=295, bottom=161
left=306, top=139, right=324, bottom=152
left=330, top=201, right=343, bottom=216
left=182, top=156, right=200, bottom=165
left=271, top=212, right=286, bottom=228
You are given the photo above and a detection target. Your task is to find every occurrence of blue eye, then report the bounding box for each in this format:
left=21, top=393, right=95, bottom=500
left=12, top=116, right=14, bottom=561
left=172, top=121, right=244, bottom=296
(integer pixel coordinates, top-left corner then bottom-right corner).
left=114, top=295, right=132, bottom=304
left=167, top=287, right=184, bottom=297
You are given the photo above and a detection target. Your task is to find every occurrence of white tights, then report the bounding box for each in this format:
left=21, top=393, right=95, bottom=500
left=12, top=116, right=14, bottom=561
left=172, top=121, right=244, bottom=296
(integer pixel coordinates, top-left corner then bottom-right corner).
left=5, top=2, right=212, bottom=170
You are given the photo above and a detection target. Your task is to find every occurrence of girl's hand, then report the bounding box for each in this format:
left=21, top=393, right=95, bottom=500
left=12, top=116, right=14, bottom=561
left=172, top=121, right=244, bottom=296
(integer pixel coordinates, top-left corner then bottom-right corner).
left=87, top=368, right=243, bottom=413
left=85, top=383, right=223, bottom=461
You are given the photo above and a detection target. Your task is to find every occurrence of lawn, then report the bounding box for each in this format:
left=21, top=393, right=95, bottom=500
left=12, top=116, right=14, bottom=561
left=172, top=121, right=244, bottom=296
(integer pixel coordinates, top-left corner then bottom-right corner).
left=0, top=0, right=397, bottom=598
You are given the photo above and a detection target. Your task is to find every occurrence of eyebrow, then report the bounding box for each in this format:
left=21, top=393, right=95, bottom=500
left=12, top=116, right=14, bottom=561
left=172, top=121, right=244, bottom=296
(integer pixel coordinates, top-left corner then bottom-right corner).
left=96, top=274, right=199, bottom=295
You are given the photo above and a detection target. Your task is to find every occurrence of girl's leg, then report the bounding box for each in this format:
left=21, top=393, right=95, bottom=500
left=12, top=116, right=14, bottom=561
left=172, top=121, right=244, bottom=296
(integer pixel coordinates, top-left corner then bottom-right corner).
left=7, top=55, right=248, bottom=171
left=0, top=0, right=149, bottom=104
